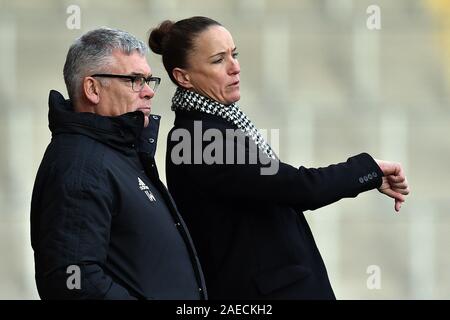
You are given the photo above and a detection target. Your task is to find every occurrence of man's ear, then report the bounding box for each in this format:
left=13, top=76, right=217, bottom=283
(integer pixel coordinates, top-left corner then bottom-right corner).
left=172, top=68, right=193, bottom=89
left=83, top=77, right=101, bottom=104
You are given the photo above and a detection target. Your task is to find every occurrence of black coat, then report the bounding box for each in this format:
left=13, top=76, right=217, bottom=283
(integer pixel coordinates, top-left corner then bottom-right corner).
left=30, top=91, right=206, bottom=299
left=166, top=110, right=383, bottom=299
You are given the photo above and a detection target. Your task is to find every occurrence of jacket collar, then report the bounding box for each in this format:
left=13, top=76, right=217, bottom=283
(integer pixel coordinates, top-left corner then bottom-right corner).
left=48, top=90, right=160, bottom=157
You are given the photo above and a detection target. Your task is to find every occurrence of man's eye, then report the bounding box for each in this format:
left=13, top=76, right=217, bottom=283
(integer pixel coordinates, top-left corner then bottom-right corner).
left=213, top=58, right=224, bottom=64
left=134, top=77, right=144, bottom=84
left=232, top=52, right=239, bottom=59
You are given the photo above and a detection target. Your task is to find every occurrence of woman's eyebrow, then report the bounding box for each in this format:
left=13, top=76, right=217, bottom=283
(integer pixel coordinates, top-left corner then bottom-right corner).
left=208, top=47, right=237, bottom=59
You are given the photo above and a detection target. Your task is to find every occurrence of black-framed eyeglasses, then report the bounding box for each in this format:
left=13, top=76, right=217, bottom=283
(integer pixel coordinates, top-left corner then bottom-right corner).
left=91, top=74, right=161, bottom=92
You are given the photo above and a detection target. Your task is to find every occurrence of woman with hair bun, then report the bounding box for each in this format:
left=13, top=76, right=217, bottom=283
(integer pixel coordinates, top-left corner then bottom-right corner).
left=148, top=16, right=409, bottom=300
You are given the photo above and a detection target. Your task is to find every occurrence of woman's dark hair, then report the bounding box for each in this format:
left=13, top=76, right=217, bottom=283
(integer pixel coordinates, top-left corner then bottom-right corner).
left=148, top=16, right=222, bottom=85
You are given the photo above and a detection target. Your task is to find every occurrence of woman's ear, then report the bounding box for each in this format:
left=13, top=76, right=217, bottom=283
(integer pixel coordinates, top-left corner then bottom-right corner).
left=83, top=77, right=101, bottom=104
left=173, top=68, right=193, bottom=89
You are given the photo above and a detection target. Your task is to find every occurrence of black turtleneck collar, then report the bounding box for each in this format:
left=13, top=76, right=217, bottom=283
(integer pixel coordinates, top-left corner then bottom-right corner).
left=48, top=90, right=160, bottom=157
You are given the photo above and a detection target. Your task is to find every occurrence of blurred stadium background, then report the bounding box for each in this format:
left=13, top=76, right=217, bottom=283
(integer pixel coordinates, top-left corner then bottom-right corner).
left=0, top=0, right=448, bottom=299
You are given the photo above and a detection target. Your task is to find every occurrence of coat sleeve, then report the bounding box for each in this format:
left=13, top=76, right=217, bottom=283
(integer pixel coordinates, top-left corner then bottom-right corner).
left=32, top=179, right=138, bottom=300
left=167, top=125, right=384, bottom=212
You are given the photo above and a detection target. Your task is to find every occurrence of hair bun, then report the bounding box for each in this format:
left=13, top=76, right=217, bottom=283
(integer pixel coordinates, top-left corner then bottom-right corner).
left=148, top=20, right=174, bottom=55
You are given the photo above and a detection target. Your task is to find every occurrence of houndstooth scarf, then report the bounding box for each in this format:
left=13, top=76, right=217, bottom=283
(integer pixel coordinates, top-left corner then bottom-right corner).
left=171, top=87, right=277, bottom=160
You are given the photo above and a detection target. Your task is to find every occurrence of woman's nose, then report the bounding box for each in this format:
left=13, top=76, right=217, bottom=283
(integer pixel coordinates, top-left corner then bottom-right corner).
left=229, top=59, right=240, bottom=75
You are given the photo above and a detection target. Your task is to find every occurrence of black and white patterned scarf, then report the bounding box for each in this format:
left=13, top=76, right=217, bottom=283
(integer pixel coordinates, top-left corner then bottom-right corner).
left=172, top=87, right=277, bottom=160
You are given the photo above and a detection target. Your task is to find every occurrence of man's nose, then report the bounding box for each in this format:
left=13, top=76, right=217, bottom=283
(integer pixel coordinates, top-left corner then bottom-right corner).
left=140, top=83, right=155, bottom=99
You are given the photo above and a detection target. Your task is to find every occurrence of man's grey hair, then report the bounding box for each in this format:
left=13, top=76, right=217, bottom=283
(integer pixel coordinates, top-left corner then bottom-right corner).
left=63, top=27, right=149, bottom=102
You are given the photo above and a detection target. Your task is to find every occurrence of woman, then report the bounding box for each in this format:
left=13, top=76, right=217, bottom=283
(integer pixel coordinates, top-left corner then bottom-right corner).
left=148, top=16, right=409, bottom=299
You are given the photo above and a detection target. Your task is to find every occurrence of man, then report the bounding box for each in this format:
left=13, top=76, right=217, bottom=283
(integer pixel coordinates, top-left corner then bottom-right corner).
left=30, top=28, right=206, bottom=299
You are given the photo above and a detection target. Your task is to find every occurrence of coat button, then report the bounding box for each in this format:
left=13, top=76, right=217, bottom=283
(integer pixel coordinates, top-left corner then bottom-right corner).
left=148, top=138, right=155, bottom=144
left=364, top=176, right=369, bottom=182
left=368, top=173, right=373, bottom=179
left=152, top=115, right=159, bottom=120
left=359, top=177, right=364, bottom=183
left=372, top=171, right=378, bottom=178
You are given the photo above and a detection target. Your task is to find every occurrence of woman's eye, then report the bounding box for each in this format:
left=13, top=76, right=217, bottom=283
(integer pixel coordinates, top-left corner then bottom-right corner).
left=213, top=58, right=224, bottom=64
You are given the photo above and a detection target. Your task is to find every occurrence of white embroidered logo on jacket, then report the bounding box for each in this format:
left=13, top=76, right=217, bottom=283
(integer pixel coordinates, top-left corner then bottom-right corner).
left=138, top=177, right=156, bottom=202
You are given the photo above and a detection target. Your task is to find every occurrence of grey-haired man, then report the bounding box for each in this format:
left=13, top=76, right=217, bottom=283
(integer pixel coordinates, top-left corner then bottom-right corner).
left=30, top=28, right=206, bottom=299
